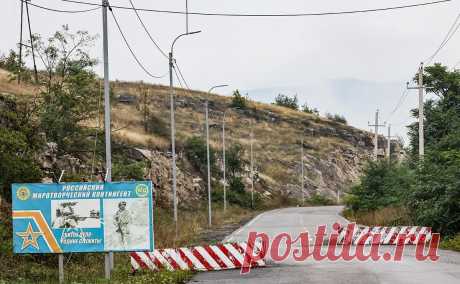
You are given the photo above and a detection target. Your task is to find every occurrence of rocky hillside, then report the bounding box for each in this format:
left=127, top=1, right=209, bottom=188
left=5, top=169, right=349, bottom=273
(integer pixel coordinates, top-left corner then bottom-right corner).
left=0, top=68, right=400, bottom=207
left=106, top=81, right=399, bottom=204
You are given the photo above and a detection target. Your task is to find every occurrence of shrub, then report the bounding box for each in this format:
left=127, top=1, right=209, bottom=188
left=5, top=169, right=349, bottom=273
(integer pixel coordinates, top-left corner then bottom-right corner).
left=230, top=89, right=247, bottom=109
left=406, top=150, right=460, bottom=236
left=112, top=161, right=145, bottom=180
left=345, top=160, right=413, bottom=212
left=301, top=103, right=319, bottom=115
left=326, top=113, right=347, bottom=124
left=184, top=136, right=218, bottom=176
left=440, top=234, right=460, bottom=252
left=229, top=176, right=245, bottom=194
left=306, top=193, right=335, bottom=206
left=273, top=94, right=298, bottom=110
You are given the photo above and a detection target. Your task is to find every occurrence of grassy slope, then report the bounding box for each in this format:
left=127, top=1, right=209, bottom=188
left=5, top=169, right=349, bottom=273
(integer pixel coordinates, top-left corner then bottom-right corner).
left=108, top=80, right=374, bottom=199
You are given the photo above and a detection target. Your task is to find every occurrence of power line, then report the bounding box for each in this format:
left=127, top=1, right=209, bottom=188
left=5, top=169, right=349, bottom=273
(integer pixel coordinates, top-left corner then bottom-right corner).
left=388, top=88, right=408, bottom=119
left=127, top=0, right=168, bottom=59
left=109, top=7, right=167, bottom=79
left=172, top=65, right=185, bottom=89
left=62, top=0, right=451, bottom=17
left=25, top=0, right=100, bottom=13
left=424, top=12, right=460, bottom=64
left=174, top=60, right=190, bottom=90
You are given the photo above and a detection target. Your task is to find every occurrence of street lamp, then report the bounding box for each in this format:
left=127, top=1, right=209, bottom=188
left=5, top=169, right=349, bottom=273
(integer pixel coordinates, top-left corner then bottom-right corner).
left=206, top=84, right=228, bottom=227
left=169, top=30, right=201, bottom=226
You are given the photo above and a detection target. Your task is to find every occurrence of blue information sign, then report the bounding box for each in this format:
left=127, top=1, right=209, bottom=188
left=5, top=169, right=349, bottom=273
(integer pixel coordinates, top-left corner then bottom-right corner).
left=12, top=181, right=154, bottom=254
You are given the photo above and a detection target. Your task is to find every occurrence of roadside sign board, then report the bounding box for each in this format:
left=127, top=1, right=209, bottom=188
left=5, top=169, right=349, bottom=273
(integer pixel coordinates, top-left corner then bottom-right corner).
left=12, top=181, right=154, bottom=254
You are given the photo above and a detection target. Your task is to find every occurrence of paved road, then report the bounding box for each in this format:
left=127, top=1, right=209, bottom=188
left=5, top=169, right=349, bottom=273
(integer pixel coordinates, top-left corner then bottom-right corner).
left=190, top=206, right=460, bottom=284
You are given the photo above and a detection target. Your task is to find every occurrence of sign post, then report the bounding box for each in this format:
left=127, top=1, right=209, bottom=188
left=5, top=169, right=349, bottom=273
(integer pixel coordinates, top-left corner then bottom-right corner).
left=12, top=181, right=154, bottom=278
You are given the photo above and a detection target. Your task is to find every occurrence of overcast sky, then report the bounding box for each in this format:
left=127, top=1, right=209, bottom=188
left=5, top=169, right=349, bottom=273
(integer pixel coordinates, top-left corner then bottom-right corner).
left=2, top=0, right=460, bottom=144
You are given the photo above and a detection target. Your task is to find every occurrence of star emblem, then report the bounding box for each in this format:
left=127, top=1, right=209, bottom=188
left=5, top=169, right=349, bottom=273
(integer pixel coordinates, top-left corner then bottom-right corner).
left=16, top=222, right=43, bottom=250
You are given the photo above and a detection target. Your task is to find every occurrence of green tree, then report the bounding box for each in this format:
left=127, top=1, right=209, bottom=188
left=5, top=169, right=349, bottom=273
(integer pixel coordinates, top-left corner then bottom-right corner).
left=230, top=89, right=247, bottom=109
left=0, top=95, right=43, bottom=201
left=274, top=94, right=298, bottom=110
left=405, top=64, right=460, bottom=236
left=32, top=26, right=100, bottom=155
left=346, top=160, right=413, bottom=212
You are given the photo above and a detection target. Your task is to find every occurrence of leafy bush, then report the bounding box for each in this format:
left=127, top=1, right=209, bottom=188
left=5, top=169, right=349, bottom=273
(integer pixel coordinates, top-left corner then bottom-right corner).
left=0, top=95, right=43, bottom=202
left=184, top=136, right=218, bottom=176
left=112, top=161, right=145, bottom=181
left=406, top=150, right=460, bottom=236
left=301, top=103, right=319, bottom=115
left=326, top=113, right=347, bottom=124
left=230, top=89, right=247, bottom=109
left=229, top=176, right=245, bottom=194
left=225, top=144, right=245, bottom=178
left=345, top=160, right=413, bottom=212
left=440, top=234, right=460, bottom=252
left=306, top=193, right=335, bottom=206
left=212, top=184, right=261, bottom=209
left=273, top=94, right=298, bottom=110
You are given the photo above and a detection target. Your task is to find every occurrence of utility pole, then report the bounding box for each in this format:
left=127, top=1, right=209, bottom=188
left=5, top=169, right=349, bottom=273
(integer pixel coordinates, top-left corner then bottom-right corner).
left=300, top=137, right=305, bottom=205
left=407, top=63, right=425, bottom=157
left=368, top=109, right=386, bottom=160
left=205, top=85, right=227, bottom=226
left=205, top=99, right=212, bottom=227
left=250, top=129, right=254, bottom=208
left=17, top=0, right=24, bottom=84
left=24, top=0, right=38, bottom=83
left=102, top=0, right=112, bottom=279
left=169, top=30, right=201, bottom=227
left=222, top=112, right=226, bottom=213
left=386, top=124, right=396, bottom=162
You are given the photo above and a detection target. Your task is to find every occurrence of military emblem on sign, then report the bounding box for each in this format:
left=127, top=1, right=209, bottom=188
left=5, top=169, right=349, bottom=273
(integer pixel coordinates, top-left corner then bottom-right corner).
left=16, top=222, right=43, bottom=250
left=135, top=184, right=149, bottom=197
left=16, top=187, right=31, bottom=201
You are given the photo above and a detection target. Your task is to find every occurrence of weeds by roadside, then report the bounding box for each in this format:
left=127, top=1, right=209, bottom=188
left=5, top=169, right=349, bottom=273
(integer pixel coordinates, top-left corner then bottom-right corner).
left=0, top=202, right=256, bottom=284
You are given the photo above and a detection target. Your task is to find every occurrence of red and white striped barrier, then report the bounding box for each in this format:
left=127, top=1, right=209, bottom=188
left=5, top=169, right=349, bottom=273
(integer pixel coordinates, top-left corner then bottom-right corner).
left=337, top=225, right=432, bottom=245
left=130, top=242, right=266, bottom=272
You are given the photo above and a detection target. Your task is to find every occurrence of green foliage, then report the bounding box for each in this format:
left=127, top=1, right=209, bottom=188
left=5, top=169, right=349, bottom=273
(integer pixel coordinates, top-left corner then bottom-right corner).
left=0, top=49, right=31, bottom=82
left=230, top=89, right=247, bottom=109
left=112, top=161, right=145, bottom=181
left=440, top=234, right=460, bottom=252
left=225, top=143, right=245, bottom=178
left=273, top=93, right=298, bottom=110
left=212, top=183, right=261, bottom=209
left=326, top=113, right=347, bottom=124
left=184, top=136, right=218, bottom=176
left=405, top=64, right=460, bottom=236
left=0, top=95, right=42, bottom=201
left=307, top=193, right=335, bottom=206
left=35, top=26, right=99, bottom=155
left=301, top=103, right=319, bottom=115
left=345, top=160, right=413, bottom=212
left=229, top=176, right=245, bottom=194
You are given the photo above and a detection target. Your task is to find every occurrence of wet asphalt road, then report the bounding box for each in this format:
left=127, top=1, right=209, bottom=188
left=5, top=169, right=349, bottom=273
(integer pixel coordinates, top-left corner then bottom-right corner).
left=190, top=206, right=460, bottom=284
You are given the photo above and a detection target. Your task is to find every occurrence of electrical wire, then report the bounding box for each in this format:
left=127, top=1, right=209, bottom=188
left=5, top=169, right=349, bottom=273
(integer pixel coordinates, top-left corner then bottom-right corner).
left=424, top=12, right=460, bottom=64
left=25, top=0, right=100, bottom=13
left=127, top=0, right=168, bottom=59
left=62, top=0, right=451, bottom=17
left=109, top=7, right=167, bottom=79
left=173, top=60, right=190, bottom=90
left=172, top=66, right=185, bottom=89
left=388, top=89, right=408, bottom=119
